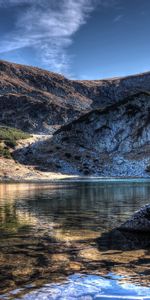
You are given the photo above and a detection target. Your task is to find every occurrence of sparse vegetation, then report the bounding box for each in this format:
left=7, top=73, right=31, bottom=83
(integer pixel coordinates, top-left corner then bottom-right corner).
left=0, top=126, right=30, bottom=144
left=0, top=126, right=30, bottom=158
left=5, top=139, right=17, bottom=148
left=0, top=144, right=11, bottom=158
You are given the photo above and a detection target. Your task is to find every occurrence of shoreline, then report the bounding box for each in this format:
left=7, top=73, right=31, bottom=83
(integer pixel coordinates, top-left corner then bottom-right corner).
left=1, top=176, right=150, bottom=184
left=1, top=157, right=150, bottom=184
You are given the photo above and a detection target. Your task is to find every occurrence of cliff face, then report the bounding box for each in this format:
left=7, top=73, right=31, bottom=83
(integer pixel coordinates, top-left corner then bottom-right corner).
left=1, top=60, right=150, bottom=134
left=24, top=91, right=150, bottom=177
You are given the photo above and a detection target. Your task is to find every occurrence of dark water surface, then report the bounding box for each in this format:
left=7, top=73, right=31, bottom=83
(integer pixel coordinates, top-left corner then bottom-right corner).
left=0, top=181, right=150, bottom=299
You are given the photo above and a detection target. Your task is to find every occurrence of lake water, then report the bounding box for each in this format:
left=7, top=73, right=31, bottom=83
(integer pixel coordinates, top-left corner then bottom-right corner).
left=0, top=180, right=150, bottom=299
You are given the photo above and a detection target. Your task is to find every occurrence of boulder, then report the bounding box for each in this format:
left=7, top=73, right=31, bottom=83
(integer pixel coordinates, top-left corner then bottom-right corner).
left=119, top=204, right=150, bottom=232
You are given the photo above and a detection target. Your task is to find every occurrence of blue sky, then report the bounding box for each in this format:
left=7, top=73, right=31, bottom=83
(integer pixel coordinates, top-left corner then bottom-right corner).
left=0, top=0, right=150, bottom=79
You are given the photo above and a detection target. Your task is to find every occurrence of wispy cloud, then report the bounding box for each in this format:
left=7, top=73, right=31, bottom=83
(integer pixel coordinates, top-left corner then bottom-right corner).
left=113, top=14, right=123, bottom=22
left=0, top=0, right=98, bottom=75
left=0, top=0, right=119, bottom=75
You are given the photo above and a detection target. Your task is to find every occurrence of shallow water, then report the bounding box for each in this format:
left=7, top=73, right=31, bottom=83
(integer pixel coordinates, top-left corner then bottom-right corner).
left=0, top=181, right=150, bottom=299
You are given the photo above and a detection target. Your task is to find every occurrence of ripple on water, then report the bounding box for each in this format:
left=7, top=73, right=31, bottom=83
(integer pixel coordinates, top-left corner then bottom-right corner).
left=2, top=274, right=150, bottom=300
left=1, top=182, right=150, bottom=298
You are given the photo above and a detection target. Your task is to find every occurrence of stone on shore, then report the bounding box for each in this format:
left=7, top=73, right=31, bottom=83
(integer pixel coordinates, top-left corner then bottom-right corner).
left=119, top=204, right=150, bottom=232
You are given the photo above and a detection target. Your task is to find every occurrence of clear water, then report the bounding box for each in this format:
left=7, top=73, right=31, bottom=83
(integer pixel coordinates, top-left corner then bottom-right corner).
left=0, top=181, right=150, bottom=299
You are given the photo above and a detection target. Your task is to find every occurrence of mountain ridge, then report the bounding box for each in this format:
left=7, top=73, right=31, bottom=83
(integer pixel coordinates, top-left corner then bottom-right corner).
left=1, top=60, right=150, bottom=134
left=1, top=60, right=150, bottom=179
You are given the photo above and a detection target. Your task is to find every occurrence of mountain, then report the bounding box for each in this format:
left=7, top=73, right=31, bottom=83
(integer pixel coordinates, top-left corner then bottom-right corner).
left=1, top=60, right=150, bottom=179
left=1, top=60, right=150, bottom=134
left=0, top=60, right=89, bottom=133
left=20, top=91, right=150, bottom=177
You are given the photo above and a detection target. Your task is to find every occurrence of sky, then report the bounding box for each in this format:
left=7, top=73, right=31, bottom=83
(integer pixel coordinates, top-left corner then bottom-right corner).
left=0, top=0, right=150, bottom=79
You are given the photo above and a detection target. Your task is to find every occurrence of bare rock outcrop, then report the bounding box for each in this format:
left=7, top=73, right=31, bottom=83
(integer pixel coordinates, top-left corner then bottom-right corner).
left=23, top=90, right=150, bottom=177
left=119, top=204, right=150, bottom=232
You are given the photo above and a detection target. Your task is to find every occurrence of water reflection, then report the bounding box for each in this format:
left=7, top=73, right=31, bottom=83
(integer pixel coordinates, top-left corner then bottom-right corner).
left=3, top=274, right=150, bottom=300
left=0, top=182, right=150, bottom=297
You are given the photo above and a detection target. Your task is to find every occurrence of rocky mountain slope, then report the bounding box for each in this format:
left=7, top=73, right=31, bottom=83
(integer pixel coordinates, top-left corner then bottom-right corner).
left=1, top=60, right=150, bottom=134
left=0, top=60, right=89, bottom=133
left=1, top=60, right=150, bottom=178
left=18, top=91, right=150, bottom=177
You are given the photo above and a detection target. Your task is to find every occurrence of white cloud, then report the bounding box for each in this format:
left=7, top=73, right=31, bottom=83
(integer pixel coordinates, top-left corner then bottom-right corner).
left=0, top=0, right=119, bottom=75
left=0, top=0, right=98, bottom=75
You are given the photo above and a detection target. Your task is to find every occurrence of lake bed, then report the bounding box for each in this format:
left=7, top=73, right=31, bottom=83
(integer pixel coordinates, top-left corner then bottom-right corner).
left=0, top=181, right=150, bottom=299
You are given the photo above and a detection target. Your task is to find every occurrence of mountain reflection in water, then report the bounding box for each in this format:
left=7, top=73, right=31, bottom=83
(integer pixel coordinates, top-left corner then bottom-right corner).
left=0, top=181, right=150, bottom=298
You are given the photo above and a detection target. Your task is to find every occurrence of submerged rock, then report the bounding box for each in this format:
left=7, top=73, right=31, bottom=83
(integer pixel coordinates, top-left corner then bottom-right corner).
left=119, top=204, right=150, bottom=232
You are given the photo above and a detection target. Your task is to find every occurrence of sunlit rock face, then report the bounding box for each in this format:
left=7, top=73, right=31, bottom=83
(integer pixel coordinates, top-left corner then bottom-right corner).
left=119, top=204, right=150, bottom=232
left=1, top=60, right=150, bottom=134
left=23, top=91, right=150, bottom=176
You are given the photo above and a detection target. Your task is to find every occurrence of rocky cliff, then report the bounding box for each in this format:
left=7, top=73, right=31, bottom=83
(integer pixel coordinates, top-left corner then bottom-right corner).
left=20, top=91, right=150, bottom=177
left=1, top=60, right=150, bottom=134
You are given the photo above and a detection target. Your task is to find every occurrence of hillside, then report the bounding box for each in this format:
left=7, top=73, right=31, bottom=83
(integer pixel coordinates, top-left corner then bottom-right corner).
left=0, top=60, right=91, bottom=134
left=17, top=91, right=150, bottom=177
left=1, top=60, right=150, bottom=134
left=1, top=60, right=150, bottom=179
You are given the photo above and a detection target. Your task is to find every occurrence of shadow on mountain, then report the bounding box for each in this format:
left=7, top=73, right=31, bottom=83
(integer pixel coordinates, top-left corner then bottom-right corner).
left=13, top=138, right=67, bottom=174
left=13, top=137, right=82, bottom=175
left=96, top=228, right=150, bottom=251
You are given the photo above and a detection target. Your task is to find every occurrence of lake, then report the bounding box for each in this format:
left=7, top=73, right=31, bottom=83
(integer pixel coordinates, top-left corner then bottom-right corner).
left=0, top=180, right=150, bottom=299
